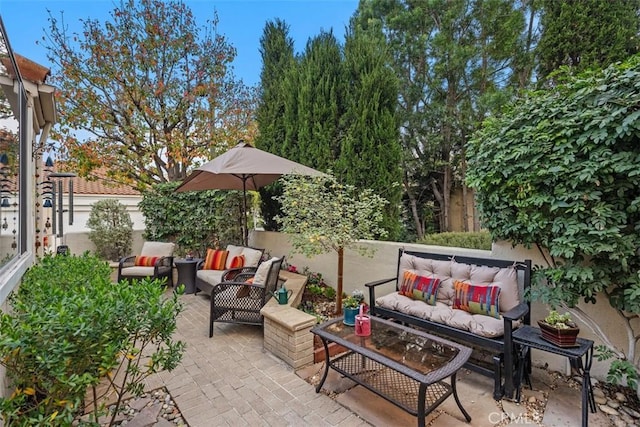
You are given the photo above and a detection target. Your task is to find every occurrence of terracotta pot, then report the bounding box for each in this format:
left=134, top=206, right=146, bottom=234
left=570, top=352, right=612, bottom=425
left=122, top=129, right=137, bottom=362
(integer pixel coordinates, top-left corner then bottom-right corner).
left=538, top=320, right=580, bottom=347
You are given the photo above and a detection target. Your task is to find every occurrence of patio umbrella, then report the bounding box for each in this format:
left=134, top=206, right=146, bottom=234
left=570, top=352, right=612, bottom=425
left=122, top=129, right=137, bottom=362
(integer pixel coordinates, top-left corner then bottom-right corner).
left=176, top=141, right=325, bottom=246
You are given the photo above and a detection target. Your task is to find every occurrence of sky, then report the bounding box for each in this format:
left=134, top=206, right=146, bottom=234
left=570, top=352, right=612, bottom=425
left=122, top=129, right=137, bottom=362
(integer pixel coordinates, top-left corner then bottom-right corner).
left=0, top=0, right=359, bottom=87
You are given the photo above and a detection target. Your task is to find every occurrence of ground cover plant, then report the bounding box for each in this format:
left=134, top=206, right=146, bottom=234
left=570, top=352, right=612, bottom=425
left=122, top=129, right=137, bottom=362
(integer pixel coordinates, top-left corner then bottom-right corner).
left=0, top=254, right=185, bottom=425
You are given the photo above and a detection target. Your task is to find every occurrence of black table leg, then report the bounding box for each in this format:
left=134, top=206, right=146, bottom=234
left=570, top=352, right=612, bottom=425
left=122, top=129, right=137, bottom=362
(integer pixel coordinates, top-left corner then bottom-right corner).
left=451, top=372, right=472, bottom=422
left=315, top=337, right=330, bottom=393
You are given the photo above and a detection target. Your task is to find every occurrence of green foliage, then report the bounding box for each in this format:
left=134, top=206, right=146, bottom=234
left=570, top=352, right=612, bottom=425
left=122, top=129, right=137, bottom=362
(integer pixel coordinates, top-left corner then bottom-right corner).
left=343, top=290, right=365, bottom=308
left=467, top=55, right=640, bottom=311
left=418, top=231, right=492, bottom=250
left=537, top=0, right=640, bottom=82
left=596, top=345, right=639, bottom=390
left=0, top=254, right=185, bottom=425
left=337, top=24, right=403, bottom=240
left=43, top=0, right=255, bottom=188
left=275, top=173, right=388, bottom=257
left=467, top=54, right=640, bottom=385
left=87, top=199, right=133, bottom=261
left=256, top=20, right=403, bottom=239
left=276, top=173, right=387, bottom=309
left=139, top=182, right=242, bottom=256
left=542, top=310, right=575, bottom=329
left=354, top=0, right=532, bottom=236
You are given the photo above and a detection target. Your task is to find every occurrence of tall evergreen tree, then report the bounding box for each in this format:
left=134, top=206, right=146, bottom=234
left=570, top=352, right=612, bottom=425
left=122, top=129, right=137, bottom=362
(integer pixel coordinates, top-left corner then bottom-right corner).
left=255, top=19, right=296, bottom=230
left=338, top=25, right=403, bottom=239
left=537, top=0, right=640, bottom=82
left=255, top=19, right=295, bottom=155
left=295, top=31, right=344, bottom=172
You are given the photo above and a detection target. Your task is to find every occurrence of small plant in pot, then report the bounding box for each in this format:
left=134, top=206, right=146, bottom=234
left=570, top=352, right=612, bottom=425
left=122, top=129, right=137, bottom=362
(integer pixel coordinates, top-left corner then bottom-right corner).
left=343, top=290, right=366, bottom=326
left=538, top=310, right=580, bottom=347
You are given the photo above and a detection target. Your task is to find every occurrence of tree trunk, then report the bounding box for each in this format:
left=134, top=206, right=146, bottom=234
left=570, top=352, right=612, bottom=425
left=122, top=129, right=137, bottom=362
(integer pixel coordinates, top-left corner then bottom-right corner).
left=404, top=171, right=424, bottom=239
left=335, top=247, right=344, bottom=315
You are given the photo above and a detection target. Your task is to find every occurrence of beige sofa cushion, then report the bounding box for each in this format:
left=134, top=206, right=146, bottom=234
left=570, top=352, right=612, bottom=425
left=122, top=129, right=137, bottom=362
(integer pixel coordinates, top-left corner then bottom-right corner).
left=376, top=292, right=509, bottom=338
left=396, top=253, right=521, bottom=312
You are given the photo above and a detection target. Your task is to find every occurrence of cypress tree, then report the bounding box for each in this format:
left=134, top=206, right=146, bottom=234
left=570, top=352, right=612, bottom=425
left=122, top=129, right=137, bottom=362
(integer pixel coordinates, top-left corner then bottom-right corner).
left=338, top=26, right=403, bottom=240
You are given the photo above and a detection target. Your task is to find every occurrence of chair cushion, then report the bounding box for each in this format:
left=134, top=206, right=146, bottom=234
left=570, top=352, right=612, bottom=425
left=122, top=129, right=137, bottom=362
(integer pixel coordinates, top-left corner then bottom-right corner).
left=120, top=266, right=156, bottom=277
left=203, top=249, right=229, bottom=270
left=140, top=241, right=175, bottom=257
left=135, top=256, right=159, bottom=267
left=453, top=281, right=501, bottom=319
left=376, top=292, right=509, bottom=338
left=253, top=257, right=277, bottom=285
left=241, top=247, right=263, bottom=267
left=197, top=269, right=225, bottom=285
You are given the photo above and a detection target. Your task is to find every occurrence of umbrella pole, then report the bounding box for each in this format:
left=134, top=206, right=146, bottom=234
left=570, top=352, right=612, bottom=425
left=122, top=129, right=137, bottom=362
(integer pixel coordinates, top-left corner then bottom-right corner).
left=242, top=178, right=248, bottom=246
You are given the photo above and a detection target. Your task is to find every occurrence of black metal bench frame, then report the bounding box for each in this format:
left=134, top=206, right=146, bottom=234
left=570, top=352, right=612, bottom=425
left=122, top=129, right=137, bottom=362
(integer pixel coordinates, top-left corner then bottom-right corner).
left=366, top=249, right=532, bottom=400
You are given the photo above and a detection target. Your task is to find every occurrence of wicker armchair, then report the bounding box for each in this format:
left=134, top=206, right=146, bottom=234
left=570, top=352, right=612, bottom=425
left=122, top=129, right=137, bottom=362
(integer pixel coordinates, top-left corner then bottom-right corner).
left=209, top=256, right=284, bottom=337
left=117, top=241, right=175, bottom=286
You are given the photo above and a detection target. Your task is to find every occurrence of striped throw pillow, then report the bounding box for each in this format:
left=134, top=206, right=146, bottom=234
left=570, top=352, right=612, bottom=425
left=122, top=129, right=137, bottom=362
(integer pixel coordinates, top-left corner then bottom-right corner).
left=453, top=281, right=501, bottom=319
left=203, top=249, right=229, bottom=270
left=135, top=256, right=159, bottom=267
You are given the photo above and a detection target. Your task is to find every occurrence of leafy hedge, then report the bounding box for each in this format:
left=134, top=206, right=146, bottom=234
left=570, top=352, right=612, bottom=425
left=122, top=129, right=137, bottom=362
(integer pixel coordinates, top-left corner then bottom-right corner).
left=139, top=182, right=244, bottom=256
left=417, top=231, right=492, bottom=250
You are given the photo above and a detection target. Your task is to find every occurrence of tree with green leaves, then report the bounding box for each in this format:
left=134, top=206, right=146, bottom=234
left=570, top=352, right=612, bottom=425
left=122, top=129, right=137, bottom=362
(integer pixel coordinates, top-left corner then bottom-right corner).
left=536, top=0, right=640, bottom=82
left=338, top=24, right=403, bottom=239
left=41, top=0, right=256, bottom=189
left=255, top=19, right=296, bottom=231
left=467, top=56, right=640, bottom=393
left=295, top=31, right=345, bottom=171
left=355, top=0, right=532, bottom=237
left=87, top=199, right=133, bottom=261
left=275, top=174, right=387, bottom=314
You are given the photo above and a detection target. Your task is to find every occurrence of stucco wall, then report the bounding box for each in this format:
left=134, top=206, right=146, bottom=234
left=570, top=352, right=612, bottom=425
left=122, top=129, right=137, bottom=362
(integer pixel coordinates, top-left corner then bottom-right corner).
left=251, top=230, right=628, bottom=381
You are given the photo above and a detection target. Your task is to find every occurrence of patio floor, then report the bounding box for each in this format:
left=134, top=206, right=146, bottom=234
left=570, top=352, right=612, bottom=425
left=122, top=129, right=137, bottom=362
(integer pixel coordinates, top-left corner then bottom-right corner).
left=142, top=290, right=613, bottom=426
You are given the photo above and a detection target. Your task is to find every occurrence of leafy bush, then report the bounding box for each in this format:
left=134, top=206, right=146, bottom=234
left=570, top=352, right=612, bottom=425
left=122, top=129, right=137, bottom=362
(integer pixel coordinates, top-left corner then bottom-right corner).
left=87, top=199, right=133, bottom=261
left=417, top=231, right=492, bottom=250
left=139, top=182, right=243, bottom=256
left=0, top=254, right=185, bottom=425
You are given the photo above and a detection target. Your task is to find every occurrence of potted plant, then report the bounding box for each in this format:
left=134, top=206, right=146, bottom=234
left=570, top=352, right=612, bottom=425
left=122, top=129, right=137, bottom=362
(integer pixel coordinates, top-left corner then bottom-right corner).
left=538, top=310, right=580, bottom=347
left=343, top=290, right=366, bottom=326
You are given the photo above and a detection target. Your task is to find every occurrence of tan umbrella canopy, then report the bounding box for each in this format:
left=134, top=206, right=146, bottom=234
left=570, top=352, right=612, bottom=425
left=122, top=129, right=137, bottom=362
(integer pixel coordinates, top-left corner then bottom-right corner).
left=176, top=141, right=325, bottom=245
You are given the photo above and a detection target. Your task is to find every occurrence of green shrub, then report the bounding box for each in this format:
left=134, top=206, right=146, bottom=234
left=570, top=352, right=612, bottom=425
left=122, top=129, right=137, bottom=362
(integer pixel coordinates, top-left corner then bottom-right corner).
left=417, top=231, right=492, bottom=250
left=139, top=182, right=243, bottom=256
left=0, top=254, right=185, bottom=425
left=87, top=199, right=133, bottom=261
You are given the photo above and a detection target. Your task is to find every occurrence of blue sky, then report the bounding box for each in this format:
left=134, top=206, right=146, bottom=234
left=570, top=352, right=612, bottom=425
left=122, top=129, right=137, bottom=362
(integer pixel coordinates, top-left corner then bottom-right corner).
left=0, top=0, right=359, bottom=86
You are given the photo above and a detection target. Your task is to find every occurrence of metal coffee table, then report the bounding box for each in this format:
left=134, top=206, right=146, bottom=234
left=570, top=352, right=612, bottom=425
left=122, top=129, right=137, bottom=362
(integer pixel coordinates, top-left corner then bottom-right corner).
left=311, top=316, right=472, bottom=427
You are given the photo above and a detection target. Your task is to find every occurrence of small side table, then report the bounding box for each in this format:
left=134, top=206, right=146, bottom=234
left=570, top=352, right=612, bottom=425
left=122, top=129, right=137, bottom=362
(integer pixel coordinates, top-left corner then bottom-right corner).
left=513, top=325, right=596, bottom=427
left=174, top=258, right=201, bottom=294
